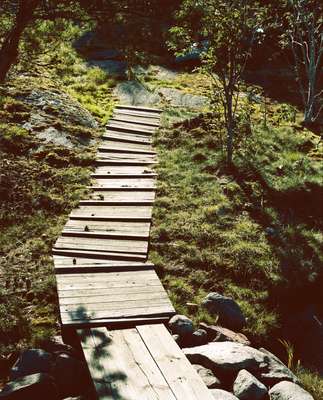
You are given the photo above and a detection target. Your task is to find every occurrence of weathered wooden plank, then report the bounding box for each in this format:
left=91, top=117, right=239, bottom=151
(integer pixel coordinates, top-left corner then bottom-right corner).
left=70, top=205, right=152, bottom=218
left=111, top=117, right=160, bottom=127
left=88, top=186, right=156, bottom=192
left=98, top=146, right=156, bottom=155
left=56, top=270, right=157, bottom=281
left=102, top=133, right=152, bottom=145
left=52, top=249, right=147, bottom=261
left=94, top=160, right=156, bottom=167
left=61, top=307, right=174, bottom=324
left=63, top=219, right=151, bottom=234
left=102, top=140, right=154, bottom=151
left=53, top=255, right=152, bottom=267
left=91, top=178, right=156, bottom=189
left=78, top=200, right=154, bottom=206
left=137, top=324, right=214, bottom=400
left=104, top=130, right=153, bottom=142
left=116, top=104, right=162, bottom=114
left=61, top=230, right=148, bottom=240
left=58, top=286, right=163, bottom=298
left=114, top=109, right=161, bottom=120
left=92, top=166, right=155, bottom=175
left=106, top=123, right=155, bottom=135
left=95, top=152, right=156, bottom=160
left=82, top=327, right=176, bottom=400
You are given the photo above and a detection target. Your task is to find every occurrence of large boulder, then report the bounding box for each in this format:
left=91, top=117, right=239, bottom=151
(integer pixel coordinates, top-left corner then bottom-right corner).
left=202, top=293, right=246, bottom=331
left=233, top=369, right=267, bottom=400
left=183, top=342, right=296, bottom=385
left=193, top=365, right=221, bottom=389
left=10, top=349, right=54, bottom=380
left=269, top=381, right=314, bottom=400
left=258, top=348, right=298, bottom=385
left=199, top=322, right=251, bottom=346
left=169, top=315, right=194, bottom=337
left=52, top=352, right=88, bottom=398
left=0, top=373, right=58, bottom=400
left=191, top=329, right=209, bottom=346
left=209, top=389, right=239, bottom=400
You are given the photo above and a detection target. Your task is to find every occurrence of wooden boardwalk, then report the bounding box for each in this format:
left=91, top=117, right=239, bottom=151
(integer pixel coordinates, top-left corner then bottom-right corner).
left=53, top=105, right=213, bottom=399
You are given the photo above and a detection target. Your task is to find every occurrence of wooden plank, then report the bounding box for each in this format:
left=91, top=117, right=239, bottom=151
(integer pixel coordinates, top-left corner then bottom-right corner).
left=95, top=152, right=156, bottom=160
left=102, top=140, right=154, bottom=151
left=88, top=186, right=156, bottom=192
left=91, top=178, right=156, bottom=188
left=92, top=166, right=155, bottom=175
left=98, top=146, right=156, bottom=155
left=111, top=117, right=160, bottom=128
left=54, top=237, right=148, bottom=254
left=102, top=133, right=152, bottom=145
left=106, top=123, right=155, bottom=135
left=53, top=255, right=152, bottom=267
left=91, top=173, right=156, bottom=179
left=137, top=324, right=214, bottom=400
left=70, top=205, right=152, bottom=218
left=61, top=308, right=173, bottom=324
left=58, top=286, right=163, bottom=298
left=75, top=316, right=168, bottom=328
left=52, top=249, right=147, bottom=261
left=82, top=327, right=176, bottom=400
left=78, top=200, right=154, bottom=206
left=63, top=219, right=151, bottom=234
left=104, top=131, right=153, bottom=142
left=114, top=109, right=161, bottom=120
left=94, top=160, right=156, bottom=166
left=60, top=230, right=148, bottom=240
left=116, top=104, right=162, bottom=114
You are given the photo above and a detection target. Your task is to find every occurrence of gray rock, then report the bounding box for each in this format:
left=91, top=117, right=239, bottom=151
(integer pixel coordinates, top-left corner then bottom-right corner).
left=169, top=315, right=194, bottom=336
left=202, top=292, right=246, bottom=331
left=269, top=381, right=314, bottom=400
left=10, top=349, right=54, bottom=380
left=183, top=342, right=267, bottom=380
left=191, top=329, right=209, bottom=346
left=52, top=352, right=88, bottom=397
left=233, top=369, right=267, bottom=400
left=259, top=348, right=298, bottom=385
left=0, top=373, right=58, bottom=399
left=193, top=365, right=221, bottom=388
left=184, top=342, right=297, bottom=385
left=88, top=60, right=127, bottom=77
left=114, top=81, right=160, bottom=106
left=199, top=322, right=251, bottom=346
left=209, top=389, right=239, bottom=400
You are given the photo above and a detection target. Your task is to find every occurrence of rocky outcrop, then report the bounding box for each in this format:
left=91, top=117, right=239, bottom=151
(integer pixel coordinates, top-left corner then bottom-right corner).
left=269, top=381, right=314, bottom=400
left=202, top=292, right=246, bottom=331
left=233, top=369, right=267, bottom=400
left=10, top=349, right=54, bottom=380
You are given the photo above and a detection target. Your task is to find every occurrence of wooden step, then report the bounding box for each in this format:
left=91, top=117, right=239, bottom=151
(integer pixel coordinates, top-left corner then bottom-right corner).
left=110, top=117, right=160, bottom=128
left=98, top=146, right=156, bottom=155
left=95, top=159, right=157, bottom=166
left=102, top=133, right=152, bottom=145
left=114, top=109, right=160, bottom=121
left=78, top=200, right=154, bottom=206
left=69, top=216, right=151, bottom=222
left=55, top=263, right=155, bottom=274
left=88, top=186, right=156, bottom=191
left=116, top=104, right=162, bottom=114
left=91, top=173, right=157, bottom=179
left=107, top=123, right=155, bottom=135
left=101, top=140, right=154, bottom=151
left=52, top=248, right=147, bottom=261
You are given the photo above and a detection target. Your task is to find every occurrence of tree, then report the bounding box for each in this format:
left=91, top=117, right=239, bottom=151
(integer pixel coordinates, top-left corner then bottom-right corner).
left=0, top=0, right=92, bottom=83
left=284, top=0, right=322, bottom=125
left=169, top=0, right=265, bottom=165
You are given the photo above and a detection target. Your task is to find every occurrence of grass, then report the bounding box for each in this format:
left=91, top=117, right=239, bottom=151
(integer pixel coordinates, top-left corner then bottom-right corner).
left=150, top=106, right=323, bottom=398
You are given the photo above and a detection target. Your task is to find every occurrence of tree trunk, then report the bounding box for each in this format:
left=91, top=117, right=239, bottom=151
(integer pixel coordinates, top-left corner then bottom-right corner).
left=0, top=0, right=40, bottom=83
left=226, top=92, right=234, bottom=166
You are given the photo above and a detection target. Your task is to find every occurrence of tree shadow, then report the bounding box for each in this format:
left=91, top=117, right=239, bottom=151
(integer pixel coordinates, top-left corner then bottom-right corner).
left=65, top=306, right=128, bottom=400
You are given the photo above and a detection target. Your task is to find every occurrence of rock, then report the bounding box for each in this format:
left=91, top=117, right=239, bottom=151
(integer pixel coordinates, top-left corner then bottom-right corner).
left=114, top=81, right=160, bottom=106
left=10, top=349, right=54, bottom=380
left=88, top=60, right=127, bottom=77
left=193, top=365, right=221, bottom=388
left=191, top=329, right=209, bottom=346
left=169, top=315, right=194, bottom=336
left=233, top=369, right=267, bottom=400
left=269, top=381, right=314, bottom=400
left=199, top=322, right=251, bottom=346
left=202, top=293, right=246, bottom=331
left=0, top=373, right=59, bottom=400
left=183, top=342, right=267, bottom=381
left=42, top=336, right=79, bottom=359
left=52, top=352, right=88, bottom=397
left=258, top=348, right=298, bottom=385
left=209, top=389, right=239, bottom=400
